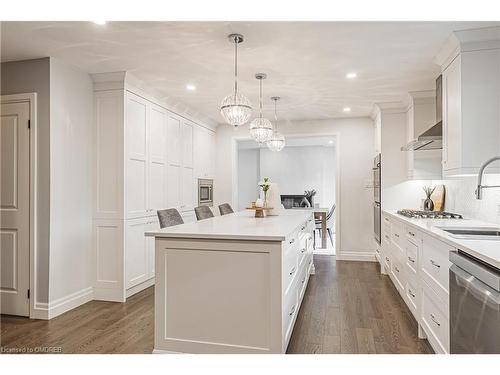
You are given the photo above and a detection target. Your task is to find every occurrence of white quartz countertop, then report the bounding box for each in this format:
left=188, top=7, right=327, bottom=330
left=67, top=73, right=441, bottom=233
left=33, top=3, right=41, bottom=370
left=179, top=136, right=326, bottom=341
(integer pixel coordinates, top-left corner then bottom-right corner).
left=145, top=210, right=312, bottom=241
left=383, top=209, right=500, bottom=269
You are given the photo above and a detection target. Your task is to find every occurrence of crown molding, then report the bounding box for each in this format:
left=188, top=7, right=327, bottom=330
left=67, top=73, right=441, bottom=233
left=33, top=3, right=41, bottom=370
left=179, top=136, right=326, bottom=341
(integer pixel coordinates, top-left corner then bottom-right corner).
left=374, top=101, right=407, bottom=114
left=408, top=90, right=435, bottom=106
left=435, top=26, right=500, bottom=70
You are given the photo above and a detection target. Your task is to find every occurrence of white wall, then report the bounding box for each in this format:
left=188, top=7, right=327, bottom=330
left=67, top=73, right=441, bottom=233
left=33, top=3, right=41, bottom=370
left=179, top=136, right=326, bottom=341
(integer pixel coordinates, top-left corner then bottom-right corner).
left=49, top=58, right=94, bottom=303
left=216, top=117, right=375, bottom=261
left=237, top=149, right=260, bottom=210
left=1, top=58, right=51, bottom=304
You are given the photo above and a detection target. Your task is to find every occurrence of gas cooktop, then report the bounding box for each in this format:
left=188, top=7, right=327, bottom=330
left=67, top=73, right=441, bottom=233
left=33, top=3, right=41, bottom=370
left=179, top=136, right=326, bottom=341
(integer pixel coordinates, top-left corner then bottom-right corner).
left=397, top=209, right=463, bottom=219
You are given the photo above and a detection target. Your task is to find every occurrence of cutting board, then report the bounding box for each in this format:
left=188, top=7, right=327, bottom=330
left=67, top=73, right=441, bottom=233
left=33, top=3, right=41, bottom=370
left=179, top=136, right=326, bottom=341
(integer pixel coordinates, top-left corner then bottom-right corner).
left=431, top=185, right=446, bottom=211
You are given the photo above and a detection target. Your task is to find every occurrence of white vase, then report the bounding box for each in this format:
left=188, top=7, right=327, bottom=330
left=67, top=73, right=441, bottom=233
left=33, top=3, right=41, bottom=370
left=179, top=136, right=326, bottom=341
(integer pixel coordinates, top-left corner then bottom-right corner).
left=266, top=183, right=281, bottom=216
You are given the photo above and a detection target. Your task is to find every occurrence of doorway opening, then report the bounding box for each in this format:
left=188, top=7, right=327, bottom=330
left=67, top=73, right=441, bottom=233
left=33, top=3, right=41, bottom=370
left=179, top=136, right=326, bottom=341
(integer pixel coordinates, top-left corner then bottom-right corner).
left=235, top=134, right=339, bottom=256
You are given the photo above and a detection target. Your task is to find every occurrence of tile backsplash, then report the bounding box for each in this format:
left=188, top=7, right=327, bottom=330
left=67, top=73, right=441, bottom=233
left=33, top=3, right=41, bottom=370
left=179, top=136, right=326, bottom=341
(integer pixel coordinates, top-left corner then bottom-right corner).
left=443, top=174, right=500, bottom=224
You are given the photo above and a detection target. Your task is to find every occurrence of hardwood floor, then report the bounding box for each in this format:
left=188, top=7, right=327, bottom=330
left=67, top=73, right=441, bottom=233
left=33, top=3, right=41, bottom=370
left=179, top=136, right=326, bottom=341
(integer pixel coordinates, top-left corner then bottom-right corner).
left=287, top=256, right=433, bottom=354
left=1, top=256, right=432, bottom=354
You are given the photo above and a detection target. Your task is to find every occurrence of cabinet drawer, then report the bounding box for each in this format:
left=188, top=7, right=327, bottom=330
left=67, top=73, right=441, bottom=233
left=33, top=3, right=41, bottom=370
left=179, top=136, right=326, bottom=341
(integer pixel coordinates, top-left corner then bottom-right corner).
left=383, top=251, right=391, bottom=272
left=283, top=277, right=299, bottom=346
left=391, top=220, right=405, bottom=258
left=421, top=236, right=453, bottom=301
left=283, top=249, right=299, bottom=295
left=405, top=278, right=419, bottom=319
left=421, top=287, right=449, bottom=353
left=390, top=257, right=406, bottom=294
left=405, top=238, right=418, bottom=276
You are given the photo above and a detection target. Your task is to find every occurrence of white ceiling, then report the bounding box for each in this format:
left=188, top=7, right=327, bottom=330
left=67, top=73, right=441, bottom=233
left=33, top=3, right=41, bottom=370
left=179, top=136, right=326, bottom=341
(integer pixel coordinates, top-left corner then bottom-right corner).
left=1, top=21, right=498, bottom=124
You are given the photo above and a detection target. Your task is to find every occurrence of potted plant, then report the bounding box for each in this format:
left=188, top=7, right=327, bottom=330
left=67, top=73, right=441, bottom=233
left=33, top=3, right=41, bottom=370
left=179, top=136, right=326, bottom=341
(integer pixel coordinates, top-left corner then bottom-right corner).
left=422, top=185, right=436, bottom=211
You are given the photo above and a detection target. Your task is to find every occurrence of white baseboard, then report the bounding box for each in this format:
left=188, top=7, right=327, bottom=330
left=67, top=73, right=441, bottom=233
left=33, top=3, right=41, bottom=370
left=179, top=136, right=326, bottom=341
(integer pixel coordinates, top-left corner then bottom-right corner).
left=93, top=287, right=125, bottom=302
left=31, top=302, right=49, bottom=320
left=47, top=287, right=94, bottom=319
left=336, top=251, right=376, bottom=262
left=126, top=277, right=155, bottom=299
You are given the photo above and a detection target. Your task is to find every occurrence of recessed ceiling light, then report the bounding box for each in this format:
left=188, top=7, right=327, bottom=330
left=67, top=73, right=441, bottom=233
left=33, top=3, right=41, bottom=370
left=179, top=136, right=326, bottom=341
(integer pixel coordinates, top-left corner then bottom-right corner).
left=92, top=20, right=106, bottom=25
left=343, top=107, right=351, bottom=112
left=186, top=84, right=196, bottom=91
left=345, top=72, right=357, bottom=79
left=328, top=140, right=334, bottom=144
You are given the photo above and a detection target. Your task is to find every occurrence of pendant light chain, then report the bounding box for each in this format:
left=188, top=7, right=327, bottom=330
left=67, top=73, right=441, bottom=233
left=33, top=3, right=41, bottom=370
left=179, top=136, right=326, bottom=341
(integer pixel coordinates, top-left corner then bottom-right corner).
left=259, top=78, right=263, bottom=118
left=234, top=37, right=238, bottom=94
left=274, top=97, right=278, bottom=132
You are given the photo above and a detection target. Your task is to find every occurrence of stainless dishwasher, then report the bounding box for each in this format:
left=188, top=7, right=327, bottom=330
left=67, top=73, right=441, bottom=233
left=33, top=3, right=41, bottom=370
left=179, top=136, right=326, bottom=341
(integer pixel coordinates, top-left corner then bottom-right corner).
left=449, top=250, right=500, bottom=353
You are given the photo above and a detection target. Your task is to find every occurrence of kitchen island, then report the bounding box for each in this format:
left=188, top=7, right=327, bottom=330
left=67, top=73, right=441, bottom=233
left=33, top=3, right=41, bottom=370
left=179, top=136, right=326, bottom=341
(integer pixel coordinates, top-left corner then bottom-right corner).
left=145, top=210, right=315, bottom=354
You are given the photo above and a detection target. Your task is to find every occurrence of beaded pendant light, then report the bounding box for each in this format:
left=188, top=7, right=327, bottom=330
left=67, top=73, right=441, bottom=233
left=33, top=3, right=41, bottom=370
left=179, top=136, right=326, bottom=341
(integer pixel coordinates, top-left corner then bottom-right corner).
left=266, top=96, right=285, bottom=152
left=249, top=73, right=273, bottom=143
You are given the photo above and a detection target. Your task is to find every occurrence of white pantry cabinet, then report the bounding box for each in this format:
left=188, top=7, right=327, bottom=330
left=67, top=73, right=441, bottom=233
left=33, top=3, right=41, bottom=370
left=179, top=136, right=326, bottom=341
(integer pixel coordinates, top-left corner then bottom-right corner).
left=92, top=73, right=214, bottom=302
left=440, top=36, right=500, bottom=176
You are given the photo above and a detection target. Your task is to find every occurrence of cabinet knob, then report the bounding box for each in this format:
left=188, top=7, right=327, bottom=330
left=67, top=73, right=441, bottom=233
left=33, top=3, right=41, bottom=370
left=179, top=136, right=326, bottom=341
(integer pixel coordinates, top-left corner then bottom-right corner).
left=289, top=305, right=296, bottom=316
left=289, top=266, right=296, bottom=276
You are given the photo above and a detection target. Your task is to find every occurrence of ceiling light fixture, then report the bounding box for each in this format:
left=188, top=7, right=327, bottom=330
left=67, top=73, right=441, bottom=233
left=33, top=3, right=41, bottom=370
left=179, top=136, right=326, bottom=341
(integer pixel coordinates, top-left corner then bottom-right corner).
left=328, top=140, right=334, bottom=144
left=249, top=73, right=273, bottom=143
left=220, top=34, right=252, bottom=127
left=186, top=84, right=196, bottom=91
left=346, top=72, right=357, bottom=79
left=343, top=107, right=351, bottom=112
left=266, top=97, right=285, bottom=152
left=92, top=20, right=106, bottom=25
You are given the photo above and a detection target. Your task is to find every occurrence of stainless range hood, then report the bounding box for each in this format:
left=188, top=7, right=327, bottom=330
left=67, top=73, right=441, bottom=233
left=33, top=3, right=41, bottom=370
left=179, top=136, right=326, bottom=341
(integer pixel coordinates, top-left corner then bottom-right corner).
left=401, top=121, right=442, bottom=151
left=401, top=75, right=443, bottom=151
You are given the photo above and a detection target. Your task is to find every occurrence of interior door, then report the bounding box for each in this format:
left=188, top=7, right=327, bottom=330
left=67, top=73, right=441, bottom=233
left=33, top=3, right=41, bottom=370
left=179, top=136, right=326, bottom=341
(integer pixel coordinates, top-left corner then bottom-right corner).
left=1, top=99, right=31, bottom=316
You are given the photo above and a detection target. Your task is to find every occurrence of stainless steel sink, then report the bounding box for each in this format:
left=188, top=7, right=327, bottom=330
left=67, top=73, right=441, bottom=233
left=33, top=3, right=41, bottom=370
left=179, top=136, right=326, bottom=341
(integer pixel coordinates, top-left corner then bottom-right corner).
left=438, top=227, right=500, bottom=240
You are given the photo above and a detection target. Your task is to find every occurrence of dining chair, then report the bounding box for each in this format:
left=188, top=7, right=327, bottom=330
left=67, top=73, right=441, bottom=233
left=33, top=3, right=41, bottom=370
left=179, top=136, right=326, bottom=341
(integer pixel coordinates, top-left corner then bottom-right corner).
left=218, top=203, right=234, bottom=215
left=315, top=204, right=336, bottom=246
left=157, top=208, right=184, bottom=229
left=194, top=205, right=214, bottom=221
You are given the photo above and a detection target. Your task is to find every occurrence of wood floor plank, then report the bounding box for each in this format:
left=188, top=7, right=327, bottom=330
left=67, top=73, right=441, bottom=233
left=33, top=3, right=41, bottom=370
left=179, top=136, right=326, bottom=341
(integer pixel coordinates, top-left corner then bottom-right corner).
left=1, top=256, right=433, bottom=354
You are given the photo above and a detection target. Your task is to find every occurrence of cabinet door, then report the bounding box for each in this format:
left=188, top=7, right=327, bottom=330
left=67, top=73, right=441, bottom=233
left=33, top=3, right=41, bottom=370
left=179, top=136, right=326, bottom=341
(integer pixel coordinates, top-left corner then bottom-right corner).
left=193, top=125, right=205, bottom=177
left=167, top=113, right=181, bottom=166
left=181, top=167, right=194, bottom=210
left=442, top=55, right=462, bottom=172
left=147, top=219, right=158, bottom=278
left=149, top=104, right=167, bottom=212
left=125, top=218, right=149, bottom=289
left=182, top=121, right=194, bottom=168
left=125, top=92, right=148, bottom=219
left=166, top=165, right=181, bottom=208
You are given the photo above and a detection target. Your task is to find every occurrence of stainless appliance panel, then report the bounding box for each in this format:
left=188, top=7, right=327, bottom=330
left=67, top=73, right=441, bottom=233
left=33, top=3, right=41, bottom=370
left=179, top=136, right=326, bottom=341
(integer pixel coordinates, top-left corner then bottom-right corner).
left=450, top=251, right=500, bottom=354
left=374, top=202, right=381, bottom=245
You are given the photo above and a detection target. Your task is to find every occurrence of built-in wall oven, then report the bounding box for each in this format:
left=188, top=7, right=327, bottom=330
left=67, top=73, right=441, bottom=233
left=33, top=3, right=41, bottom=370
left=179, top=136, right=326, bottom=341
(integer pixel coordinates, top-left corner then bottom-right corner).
left=198, top=179, right=213, bottom=207
left=373, top=154, right=381, bottom=244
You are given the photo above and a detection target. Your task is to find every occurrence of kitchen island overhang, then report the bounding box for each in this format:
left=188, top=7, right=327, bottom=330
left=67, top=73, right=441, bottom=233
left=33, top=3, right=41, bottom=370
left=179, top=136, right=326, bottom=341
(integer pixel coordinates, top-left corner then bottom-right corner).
left=145, top=210, right=315, bottom=354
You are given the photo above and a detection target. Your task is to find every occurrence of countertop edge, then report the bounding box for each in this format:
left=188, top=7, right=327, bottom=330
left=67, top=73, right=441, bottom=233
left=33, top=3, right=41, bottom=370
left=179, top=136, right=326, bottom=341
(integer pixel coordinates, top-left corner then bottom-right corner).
left=145, top=232, right=286, bottom=241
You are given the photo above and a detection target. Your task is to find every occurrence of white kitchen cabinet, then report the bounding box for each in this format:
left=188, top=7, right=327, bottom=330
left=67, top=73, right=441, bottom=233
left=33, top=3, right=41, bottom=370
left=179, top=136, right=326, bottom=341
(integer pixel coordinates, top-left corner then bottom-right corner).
left=193, top=125, right=216, bottom=179
left=92, top=73, right=211, bottom=302
left=381, top=211, right=454, bottom=354
left=441, top=46, right=500, bottom=176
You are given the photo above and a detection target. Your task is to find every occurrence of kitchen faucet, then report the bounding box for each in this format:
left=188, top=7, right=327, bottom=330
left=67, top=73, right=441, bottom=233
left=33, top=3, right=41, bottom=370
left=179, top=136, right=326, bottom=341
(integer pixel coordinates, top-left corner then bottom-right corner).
left=475, top=156, right=500, bottom=199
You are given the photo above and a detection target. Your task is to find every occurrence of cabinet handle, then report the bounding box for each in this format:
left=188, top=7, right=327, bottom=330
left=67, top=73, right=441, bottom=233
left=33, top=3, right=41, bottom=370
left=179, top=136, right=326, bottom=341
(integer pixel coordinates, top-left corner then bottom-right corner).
left=385, top=257, right=390, bottom=262
left=408, top=289, right=416, bottom=298
left=289, top=305, right=296, bottom=316
left=308, top=218, right=312, bottom=222
left=289, top=266, right=296, bottom=276
left=385, top=235, right=390, bottom=240
left=301, top=277, right=306, bottom=284
left=394, top=233, right=400, bottom=238
left=301, top=248, right=306, bottom=253
left=408, top=256, right=415, bottom=263
left=395, top=266, right=400, bottom=273
left=384, top=217, right=389, bottom=222
left=430, top=259, right=441, bottom=268
left=301, top=226, right=306, bottom=231
left=430, top=313, right=441, bottom=327
left=408, top=231, right=415, bottom=237
left=289, top=238, right=295, bottom=245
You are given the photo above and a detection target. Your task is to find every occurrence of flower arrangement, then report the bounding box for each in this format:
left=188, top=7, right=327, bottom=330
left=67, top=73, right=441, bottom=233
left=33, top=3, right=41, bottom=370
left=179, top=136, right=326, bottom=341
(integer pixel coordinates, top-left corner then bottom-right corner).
left=258, top=177, right=271, bottom=205
left=423, top=186, right=436, bottom=198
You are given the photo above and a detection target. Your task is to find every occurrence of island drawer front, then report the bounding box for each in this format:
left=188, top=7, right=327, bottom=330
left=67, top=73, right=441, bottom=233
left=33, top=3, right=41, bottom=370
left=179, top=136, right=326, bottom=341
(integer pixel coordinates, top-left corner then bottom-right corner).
left=283, top=248, right=299, bottom=295
left=421, top=236, right=453, bottom=303
left=405, top=276, right=419, bottom=319
left=283, top=276, right=299, bottom=347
